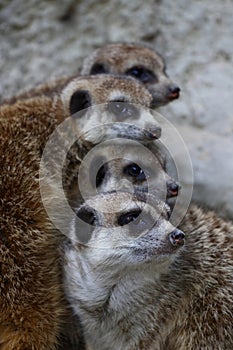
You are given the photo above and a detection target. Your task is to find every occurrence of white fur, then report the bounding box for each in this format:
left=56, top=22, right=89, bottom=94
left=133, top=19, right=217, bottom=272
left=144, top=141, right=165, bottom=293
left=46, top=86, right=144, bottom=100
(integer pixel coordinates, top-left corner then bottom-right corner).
left=63, top=193, right=183, bottom=350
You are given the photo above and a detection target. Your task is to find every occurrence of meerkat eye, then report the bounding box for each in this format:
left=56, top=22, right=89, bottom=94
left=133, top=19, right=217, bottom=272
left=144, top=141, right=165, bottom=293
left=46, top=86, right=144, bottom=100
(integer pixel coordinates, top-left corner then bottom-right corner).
left=77, top=207, right=96, bottom=226
left=125, top=66, right=157, bottom=83
left=90, top=63, right=107, bottom=75
left=123, top=163, right=146, bottom=181
left=118, top=210, right=142, bottom=226
left=107, top=101, right=139, bottom=120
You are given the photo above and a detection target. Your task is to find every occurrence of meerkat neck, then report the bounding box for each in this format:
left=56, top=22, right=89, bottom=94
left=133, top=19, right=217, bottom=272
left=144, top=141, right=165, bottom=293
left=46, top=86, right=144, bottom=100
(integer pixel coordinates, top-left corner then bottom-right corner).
left=65, top=251, right=171, bottom=350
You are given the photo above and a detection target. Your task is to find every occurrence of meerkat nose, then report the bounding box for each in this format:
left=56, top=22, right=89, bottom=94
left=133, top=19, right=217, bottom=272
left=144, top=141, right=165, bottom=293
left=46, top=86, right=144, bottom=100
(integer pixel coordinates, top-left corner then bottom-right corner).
left=168, top=86, right=180, bottom=100
left=169, top=229, right=185, bottom=246
left=147, top=125, right=162, bottom=139
left=167, top=181, right=180, bottom=197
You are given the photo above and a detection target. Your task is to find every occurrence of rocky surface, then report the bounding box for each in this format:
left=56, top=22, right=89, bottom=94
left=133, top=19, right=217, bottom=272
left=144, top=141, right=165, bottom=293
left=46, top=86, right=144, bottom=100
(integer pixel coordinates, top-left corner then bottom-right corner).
left=0, top=0, right=232, bottom=219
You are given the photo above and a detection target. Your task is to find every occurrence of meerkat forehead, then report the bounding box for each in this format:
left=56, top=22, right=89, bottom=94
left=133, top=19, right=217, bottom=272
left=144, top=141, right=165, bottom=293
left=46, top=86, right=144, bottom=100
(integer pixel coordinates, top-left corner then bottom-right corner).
left=61, top=74, right=152, bottom=113
left=81, top=43, right=165, bottom=74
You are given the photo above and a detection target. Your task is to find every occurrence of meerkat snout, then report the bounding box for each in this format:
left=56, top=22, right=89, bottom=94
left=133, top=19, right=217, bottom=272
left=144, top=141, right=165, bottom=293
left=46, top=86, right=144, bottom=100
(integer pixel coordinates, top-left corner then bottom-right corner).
left=167, top=85, right=180, bottom=100
left=166, top=179, right=180, bottom=198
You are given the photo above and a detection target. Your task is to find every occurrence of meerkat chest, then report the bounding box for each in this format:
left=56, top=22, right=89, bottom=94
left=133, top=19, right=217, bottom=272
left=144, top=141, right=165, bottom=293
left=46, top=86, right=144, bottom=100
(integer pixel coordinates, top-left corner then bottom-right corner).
left=83, top=312, right=160, bottom=350
left=80, top=283, right=164, bottom=350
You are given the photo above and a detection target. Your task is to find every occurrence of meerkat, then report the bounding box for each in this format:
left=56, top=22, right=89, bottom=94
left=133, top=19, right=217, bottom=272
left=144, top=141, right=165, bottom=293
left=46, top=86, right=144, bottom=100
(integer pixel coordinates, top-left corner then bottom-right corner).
left=58, top=74, right=163, bottom=204
left=60, top=74, right=160, bottom=136
left=0, top=74, right=160, bottom=350
left=63, top=191, right=184, bottom=348
left=76, top=138, right=179, bottom=206
left=2, top=43, right=180, bottom=108
left=63, top=191, right=233, bottom=350
left=81, top=42, right=180, bottom=108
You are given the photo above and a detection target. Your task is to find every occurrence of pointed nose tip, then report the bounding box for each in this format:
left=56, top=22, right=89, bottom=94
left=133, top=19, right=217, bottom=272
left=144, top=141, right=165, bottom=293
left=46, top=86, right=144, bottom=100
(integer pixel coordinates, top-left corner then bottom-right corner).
left=167, top=181, right=180, bottom=197
left=147, top=125, right=162, bottom=139
left=168, top=85, right=180, bottom=100
left=169, top=229, right=185, bottom=246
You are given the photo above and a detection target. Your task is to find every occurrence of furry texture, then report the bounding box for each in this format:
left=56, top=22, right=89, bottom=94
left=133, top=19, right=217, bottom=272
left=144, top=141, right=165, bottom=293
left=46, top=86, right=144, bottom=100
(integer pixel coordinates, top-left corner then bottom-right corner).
left=0, top=97, right=66, bottom=350
left=64, top=192, right=233, bottom=350
left=0, top=74, right=158, bottom=349
left=82, top=43, right=180, bottom=107
left=2, top=43, right=179, bottom=108
left=85, top=138, right=179, bottom=205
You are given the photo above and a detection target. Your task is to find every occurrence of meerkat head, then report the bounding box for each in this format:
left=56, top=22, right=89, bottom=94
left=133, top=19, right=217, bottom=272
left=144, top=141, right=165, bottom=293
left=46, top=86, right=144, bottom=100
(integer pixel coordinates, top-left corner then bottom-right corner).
left=66, top=192, right=185, bottom=271
left=96, top=158, right=179, bottom=200
left=60, top=74, right=162, bottom=143
left=81, top=43, right=180, bottom=108
left=78, top=139, right=180, bottom=205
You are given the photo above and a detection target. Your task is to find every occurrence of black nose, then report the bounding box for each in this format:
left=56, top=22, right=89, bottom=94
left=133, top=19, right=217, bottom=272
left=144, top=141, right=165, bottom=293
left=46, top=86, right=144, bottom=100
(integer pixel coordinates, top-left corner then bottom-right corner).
left=168, top=85, right=180, bottom=99
left=147, top=125, right=162, bottom=139
left=167, top=181, right=180, bottom=197
left=169, top=229, right=185, bottom=246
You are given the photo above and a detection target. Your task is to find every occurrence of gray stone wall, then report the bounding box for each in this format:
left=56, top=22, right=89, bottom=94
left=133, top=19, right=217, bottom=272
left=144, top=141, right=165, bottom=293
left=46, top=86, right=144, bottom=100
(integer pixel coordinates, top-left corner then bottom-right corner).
left=1, top=0, right=233, bottom=219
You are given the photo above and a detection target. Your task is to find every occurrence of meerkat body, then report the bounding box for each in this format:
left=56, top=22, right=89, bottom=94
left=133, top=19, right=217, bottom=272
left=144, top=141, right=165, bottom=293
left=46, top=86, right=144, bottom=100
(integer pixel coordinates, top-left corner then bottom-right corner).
left=64, top=192, right=233, bottom=350
left=0, top=75, right=160, bottom=349
left=2, top=43, right=180, bottom=108
left=0, top=97, right=66, bottom=350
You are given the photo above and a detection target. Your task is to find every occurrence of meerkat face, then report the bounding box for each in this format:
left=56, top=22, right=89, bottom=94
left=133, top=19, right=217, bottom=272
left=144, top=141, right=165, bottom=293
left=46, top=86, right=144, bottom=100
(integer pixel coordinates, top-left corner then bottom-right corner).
left=81, top=43, right=180, bottom=108
left=66, top=192, right=185, bottom=270
left=61, top=75, right=162, bottom=143
left=96, top=158, right=179, bottom=199
left=79, top=139, right=179, bottom=203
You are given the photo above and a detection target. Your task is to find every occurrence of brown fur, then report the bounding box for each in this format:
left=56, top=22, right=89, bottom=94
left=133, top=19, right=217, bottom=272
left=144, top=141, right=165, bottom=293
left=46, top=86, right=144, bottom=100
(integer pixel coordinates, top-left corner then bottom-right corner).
left=2, top=43, right=179, bottom=108
left=0, top=74, right=157, bottom=349
left=0, top=97, right=66, bottom=350
left=162, top=204, right=233, bottom=350
left=82, top=43, right=180, bottom=107
left=3, top=76, right=74, bottom=105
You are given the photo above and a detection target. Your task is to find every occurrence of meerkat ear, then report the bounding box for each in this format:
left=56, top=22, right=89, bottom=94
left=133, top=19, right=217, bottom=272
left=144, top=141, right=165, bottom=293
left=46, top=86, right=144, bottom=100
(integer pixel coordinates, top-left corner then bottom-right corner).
left=69, top=90, right=92, bottom=116
left=90, top=63, right=108, bottom=75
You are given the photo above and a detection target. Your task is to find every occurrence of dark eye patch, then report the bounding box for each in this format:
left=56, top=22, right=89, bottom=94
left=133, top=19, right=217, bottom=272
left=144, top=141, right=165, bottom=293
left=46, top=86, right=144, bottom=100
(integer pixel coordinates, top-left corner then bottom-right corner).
left=90, top=63, right=107, bottom=75
left=125, top=66, right=157, bottom=83
left=118, top=209, right=142, bottom=226
left=96, top=163, right=108, bottom=188
left=123, top=163, right=146, bottom=181
left=107, top=101, right=139, bottom=120
left=77, top=207, right=96, bottom=226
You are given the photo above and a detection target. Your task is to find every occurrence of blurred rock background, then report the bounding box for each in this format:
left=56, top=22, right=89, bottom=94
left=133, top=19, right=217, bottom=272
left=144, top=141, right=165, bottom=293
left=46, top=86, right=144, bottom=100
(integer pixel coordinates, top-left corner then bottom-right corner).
left=0, top=0, right=232, bottom=219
